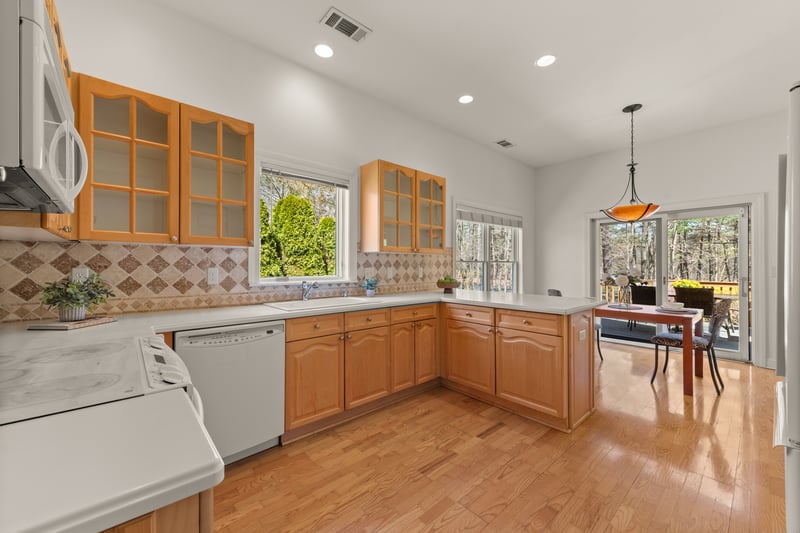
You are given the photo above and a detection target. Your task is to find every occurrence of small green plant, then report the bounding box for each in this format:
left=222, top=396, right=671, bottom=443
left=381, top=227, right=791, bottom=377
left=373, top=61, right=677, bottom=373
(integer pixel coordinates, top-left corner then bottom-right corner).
left=40, top=274, right=115, bottom=311
left=672, top=279, right=702, bottom=289
left=437, top=275, right=457, bottom=284
left=361, top=277, right=378, bottom=290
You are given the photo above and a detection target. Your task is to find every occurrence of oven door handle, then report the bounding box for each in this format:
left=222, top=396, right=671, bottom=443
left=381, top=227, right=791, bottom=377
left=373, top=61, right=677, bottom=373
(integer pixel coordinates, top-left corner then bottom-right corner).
left=190, top=386, right=205, bottom=423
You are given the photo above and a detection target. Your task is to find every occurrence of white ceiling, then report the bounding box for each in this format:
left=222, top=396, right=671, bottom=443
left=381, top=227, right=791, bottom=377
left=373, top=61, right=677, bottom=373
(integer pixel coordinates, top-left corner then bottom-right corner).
left=148, top=0, right=800, bottom=168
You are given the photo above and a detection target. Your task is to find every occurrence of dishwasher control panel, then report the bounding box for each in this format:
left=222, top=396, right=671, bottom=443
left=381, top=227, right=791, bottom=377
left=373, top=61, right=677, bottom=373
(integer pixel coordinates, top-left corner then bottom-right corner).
left=138, top=336, right=192, bottom=392
left=179, top=325, right=285, bottom=347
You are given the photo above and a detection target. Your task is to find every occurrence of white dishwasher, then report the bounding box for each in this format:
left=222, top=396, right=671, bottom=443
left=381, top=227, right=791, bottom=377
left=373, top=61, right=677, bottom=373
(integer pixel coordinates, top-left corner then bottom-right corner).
left=175, top=321, right=285, bottom=464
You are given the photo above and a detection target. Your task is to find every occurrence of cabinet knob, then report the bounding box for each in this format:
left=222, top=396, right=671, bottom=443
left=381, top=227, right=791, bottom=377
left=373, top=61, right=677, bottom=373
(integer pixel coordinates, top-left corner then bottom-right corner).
left=170, top=235, right=178, bottom=242
left=340, top=335, right=345, bottom=340
left=489, top=327, right=494, bottom=333
left=412, top=311, right=418, bottom=315
left=465, top=312, right=472, bottom=317
left=60, top=225, right=72, bottom=233
left=366, top=316, right=373, bottom=322
left=314, top=323, right=321, bottom=329
left=347, top=334, right=352, bottom=340
left=523, top=320, right=531, bottom=325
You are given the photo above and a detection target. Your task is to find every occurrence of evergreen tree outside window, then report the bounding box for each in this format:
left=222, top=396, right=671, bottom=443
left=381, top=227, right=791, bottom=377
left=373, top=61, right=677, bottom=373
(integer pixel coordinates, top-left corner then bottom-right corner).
left=259, top=168, right=345, bottom=280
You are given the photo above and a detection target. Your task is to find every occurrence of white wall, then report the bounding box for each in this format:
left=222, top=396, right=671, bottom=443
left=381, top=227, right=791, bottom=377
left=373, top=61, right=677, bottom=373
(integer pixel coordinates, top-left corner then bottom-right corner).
left=57, top=0, right=538, bottom=287
left=535, top=112, right=787, bottom=366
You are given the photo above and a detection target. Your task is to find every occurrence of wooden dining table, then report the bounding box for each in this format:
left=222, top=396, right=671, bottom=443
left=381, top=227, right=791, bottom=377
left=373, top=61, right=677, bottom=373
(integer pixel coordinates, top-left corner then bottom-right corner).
left=594, top=303, right=705, bottom=396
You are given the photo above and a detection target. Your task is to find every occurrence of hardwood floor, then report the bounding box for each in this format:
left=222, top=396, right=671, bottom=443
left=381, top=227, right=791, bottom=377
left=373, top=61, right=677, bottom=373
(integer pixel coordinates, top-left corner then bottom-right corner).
left=214, top=343, right=785, bottom=532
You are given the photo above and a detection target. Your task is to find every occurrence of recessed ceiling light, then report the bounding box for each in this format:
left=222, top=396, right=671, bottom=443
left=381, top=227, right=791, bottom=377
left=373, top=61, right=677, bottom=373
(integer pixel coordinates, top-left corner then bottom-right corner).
left=536, top=54, right=556, bottom=67
left=458, top=95, right=474, bottom=104
left=314, top=44, right=334, bottom=58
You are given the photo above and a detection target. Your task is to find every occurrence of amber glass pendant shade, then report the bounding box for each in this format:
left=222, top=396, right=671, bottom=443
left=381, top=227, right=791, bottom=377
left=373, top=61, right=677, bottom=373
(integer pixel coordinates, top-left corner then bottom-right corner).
left=601, top=103, right=659, bottom=223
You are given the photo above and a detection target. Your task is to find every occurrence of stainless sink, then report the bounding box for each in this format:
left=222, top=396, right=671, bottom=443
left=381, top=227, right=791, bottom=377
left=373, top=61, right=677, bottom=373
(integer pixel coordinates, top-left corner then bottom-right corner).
left=266, top=297, right=378, bottom=311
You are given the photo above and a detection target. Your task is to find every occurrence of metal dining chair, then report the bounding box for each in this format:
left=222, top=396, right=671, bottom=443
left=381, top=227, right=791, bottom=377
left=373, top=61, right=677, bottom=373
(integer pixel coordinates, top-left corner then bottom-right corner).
left=547, top=289, right=604, bottom=361
left=649, top=299, right=732, bottom=395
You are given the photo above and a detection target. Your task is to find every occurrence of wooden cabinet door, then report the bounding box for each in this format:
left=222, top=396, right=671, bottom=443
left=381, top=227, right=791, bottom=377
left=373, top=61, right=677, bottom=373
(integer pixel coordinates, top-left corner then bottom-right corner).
left=179, top=104, right=254, bottom=246
left=78, top=75, right=180, bottom=243
left=415, top=171, right=446, bottom=253
left=390, top=323, right=415, bottom=392
left=414, top=318, right=438, bottom=383
left=495, top=328, right=566, bottom=418
left=102, top=493, right=199, bottom=533
left=285, top=334, right=345, bottom=430
left=345, top=326, right=391, bottom=408
left=443, top=319, right=495, bottom=394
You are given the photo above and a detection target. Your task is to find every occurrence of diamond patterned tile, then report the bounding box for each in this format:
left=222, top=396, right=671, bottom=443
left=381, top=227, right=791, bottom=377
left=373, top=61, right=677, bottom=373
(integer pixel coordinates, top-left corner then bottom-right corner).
left=173, top=256, right=193, bottom=273
left=117, top=276, right=143, bottom=296
left=147, top=255, right=170, bottom=274
left=220, top=276, right=237, bottom=292
left=118, top=254, right=143, bottom=274
left=10, top=279, right=41, bottom=301
left=50, top=253, right=79, bottom=275
left=220, top=257, right=237, bottom=273
left=173, top=277, right=194, bottom=294
left=146, top=277, right=169, bottom=294
left=86, top=254, right=113, bottom=273
left=10, top=251, right=45, bottom=274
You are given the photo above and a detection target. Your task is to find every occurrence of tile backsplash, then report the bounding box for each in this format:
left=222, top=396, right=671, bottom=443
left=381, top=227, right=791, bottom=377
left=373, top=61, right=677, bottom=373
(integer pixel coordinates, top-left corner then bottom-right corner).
left=0, top=240, right=452, bottom=322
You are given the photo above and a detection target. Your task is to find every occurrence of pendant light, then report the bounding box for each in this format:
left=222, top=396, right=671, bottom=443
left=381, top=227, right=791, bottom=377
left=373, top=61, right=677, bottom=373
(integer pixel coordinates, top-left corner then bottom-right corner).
left=601, top=103, right=660, bottom=222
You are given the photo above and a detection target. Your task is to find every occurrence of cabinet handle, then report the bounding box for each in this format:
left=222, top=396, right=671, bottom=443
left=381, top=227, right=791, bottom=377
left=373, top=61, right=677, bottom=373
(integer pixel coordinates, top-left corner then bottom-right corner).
left=465, top=312, right=473, bottom=317
left=523, top=320, right=531, bottom=325
left=170, top=236, right=178, bottom=242
left=314, top=323, right=321, bottom=329
left=366, top=317, right=373, bottom=322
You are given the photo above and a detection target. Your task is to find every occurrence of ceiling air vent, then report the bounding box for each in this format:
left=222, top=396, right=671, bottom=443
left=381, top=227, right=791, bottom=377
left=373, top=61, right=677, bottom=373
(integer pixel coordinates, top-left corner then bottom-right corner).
left=321, top=7, right=372, bottom=42
left=495, top=139, right=515, bottom=148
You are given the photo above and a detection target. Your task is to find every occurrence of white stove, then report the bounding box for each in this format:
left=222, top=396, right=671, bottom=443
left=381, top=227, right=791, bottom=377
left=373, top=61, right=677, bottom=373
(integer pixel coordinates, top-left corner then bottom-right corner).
left=0, top=336, right=193, bottom=426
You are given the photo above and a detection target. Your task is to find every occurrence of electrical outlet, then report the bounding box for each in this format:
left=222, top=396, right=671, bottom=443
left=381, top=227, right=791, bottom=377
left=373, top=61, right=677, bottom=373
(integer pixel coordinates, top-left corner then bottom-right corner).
left=418, top=266, right=424, bottom=280
left=386, top=266, right=394, bottom=279
left=207, top=267, right=219, bottom=285
left=71, top=267, right=90, bottom=282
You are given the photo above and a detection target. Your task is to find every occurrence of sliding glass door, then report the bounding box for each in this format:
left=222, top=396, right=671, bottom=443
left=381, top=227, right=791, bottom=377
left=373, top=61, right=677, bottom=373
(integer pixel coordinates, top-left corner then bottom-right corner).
left=594, top=205, right=751, bottom=362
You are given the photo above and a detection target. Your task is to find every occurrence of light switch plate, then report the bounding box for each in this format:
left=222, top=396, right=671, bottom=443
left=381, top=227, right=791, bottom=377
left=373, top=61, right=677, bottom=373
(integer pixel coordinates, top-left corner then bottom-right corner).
left=386, top=266, right=394, bottom=279
left=71, top=267, right=90, bottom=282
left=207, top=267, right=219, bottom=285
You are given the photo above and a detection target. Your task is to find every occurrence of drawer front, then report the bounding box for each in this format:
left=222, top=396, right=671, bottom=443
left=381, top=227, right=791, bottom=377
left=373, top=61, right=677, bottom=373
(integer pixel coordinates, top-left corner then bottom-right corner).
left=496, top=309, right=562, bottom=336
left=443, top=304, right=494, bottom=325
left=345, top=308, right=391, bottom=331
left=286, top=313, right=344, bottom=341
left=391, top=304, right=438, bottom=324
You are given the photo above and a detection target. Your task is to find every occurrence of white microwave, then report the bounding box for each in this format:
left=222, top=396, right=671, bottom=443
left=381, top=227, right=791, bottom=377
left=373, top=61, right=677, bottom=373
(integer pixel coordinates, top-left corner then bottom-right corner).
left=0, top=0, right=87, bottom=213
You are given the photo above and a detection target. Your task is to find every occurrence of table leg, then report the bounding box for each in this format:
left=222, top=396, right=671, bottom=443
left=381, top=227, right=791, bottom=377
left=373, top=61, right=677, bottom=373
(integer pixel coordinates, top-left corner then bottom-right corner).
left=694, top=319, right=704, bottom=378
left=682, top=320, right=694, bottom=396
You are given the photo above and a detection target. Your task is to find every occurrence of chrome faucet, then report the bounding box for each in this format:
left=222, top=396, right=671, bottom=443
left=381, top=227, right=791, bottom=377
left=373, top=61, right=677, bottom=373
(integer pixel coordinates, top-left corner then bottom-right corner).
left=301, top=281, right=319, bottom=301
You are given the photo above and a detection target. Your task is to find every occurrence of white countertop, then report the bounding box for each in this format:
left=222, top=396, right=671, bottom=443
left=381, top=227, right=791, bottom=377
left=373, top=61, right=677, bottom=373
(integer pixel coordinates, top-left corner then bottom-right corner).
left=0, top=289, right=599, bottom=531
left=0, top=389, right=223, bottom=533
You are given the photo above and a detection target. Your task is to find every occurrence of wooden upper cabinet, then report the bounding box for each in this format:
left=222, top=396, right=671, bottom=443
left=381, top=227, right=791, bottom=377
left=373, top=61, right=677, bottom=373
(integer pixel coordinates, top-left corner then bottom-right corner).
left=360, top=160, right=446, bottom=253
left=179, top=104, right=254, bottom=246
left=78, top=75, right=180, bottom=243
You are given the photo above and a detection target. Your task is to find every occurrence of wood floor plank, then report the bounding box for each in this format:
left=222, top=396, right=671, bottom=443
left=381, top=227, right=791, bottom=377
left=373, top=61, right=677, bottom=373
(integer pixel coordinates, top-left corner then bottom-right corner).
left=214, top=343, right=784, bottom=532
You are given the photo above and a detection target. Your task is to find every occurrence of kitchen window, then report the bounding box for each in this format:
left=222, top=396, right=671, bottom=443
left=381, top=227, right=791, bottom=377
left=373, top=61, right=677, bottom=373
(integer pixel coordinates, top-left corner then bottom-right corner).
left=454, top=204, right=522, bottom=292
left=255, top=163, right=353, bottom=283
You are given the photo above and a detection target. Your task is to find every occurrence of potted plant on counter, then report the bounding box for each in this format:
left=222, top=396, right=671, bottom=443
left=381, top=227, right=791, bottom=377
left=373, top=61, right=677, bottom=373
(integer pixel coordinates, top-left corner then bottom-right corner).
left=362, top=277, right=378, bottom=297
left=436, top=275, right=461, bottom=294
left=40, top=273, right=115, bottom=322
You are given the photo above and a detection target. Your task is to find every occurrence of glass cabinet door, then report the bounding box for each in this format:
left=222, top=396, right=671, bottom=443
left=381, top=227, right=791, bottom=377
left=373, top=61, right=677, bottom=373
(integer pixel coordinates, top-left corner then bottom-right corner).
left=416, top=172, right=446, bottom=252
left=78, top=75, right=180, bottom=242
left=381, top=162, right=415, bottom=251
left=180, top=104, right=254, bottom=246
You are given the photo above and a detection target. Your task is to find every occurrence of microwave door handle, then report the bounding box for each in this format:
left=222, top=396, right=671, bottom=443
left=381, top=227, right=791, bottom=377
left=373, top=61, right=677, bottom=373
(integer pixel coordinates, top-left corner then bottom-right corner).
left=47, top=121, right=68, bottom=189
left=67, top=121, right=88, bottom=198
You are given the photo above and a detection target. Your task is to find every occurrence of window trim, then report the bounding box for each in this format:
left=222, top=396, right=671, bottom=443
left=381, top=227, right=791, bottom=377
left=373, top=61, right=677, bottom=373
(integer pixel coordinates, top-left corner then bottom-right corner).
left=248, top=153, right=357, bottom=287
left=453, top=201, right=523, bottom=293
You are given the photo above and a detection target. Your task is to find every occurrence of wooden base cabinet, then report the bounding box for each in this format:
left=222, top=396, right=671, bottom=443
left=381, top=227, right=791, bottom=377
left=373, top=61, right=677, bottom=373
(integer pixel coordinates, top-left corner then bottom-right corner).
left=102, top=493, right=202, bottom=533
left=495, top=328, right=566, bottom=418
left=285, top=332, right=345, bottom=431
left=389, top=323, right=416, bottom=392
left=443, top=319, right=495, bottom=395
left=413, top=318, right=438, bottom=383
left=345, top=326, right=391, bottom=408
left=390, top=304, right=439, bottom=392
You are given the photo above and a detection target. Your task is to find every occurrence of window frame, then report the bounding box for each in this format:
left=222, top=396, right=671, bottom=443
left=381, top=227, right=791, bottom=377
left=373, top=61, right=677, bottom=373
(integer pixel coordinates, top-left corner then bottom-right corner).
left=453, top=203, right=523, bottom=293
left=249, top=156, right=356, bottom=287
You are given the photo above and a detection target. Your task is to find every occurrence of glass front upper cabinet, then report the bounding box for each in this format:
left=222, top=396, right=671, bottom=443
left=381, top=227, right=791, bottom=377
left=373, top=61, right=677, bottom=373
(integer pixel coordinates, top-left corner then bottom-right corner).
left=179, top=104, right=254, bottom=246
left=78, top=75, right=180, bottom=243
left=359, top=160, right=446, bottom=253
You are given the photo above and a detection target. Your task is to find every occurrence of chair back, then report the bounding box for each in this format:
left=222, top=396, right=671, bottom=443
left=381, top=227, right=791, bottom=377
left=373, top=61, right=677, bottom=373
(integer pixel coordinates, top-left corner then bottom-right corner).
left=630, top=285, right=656, bottom=305
left=674, top=287, right=715, bottom=316
left=547, top=289, right=562, bottom=297
left=706, top=298, right=733, bottom=349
